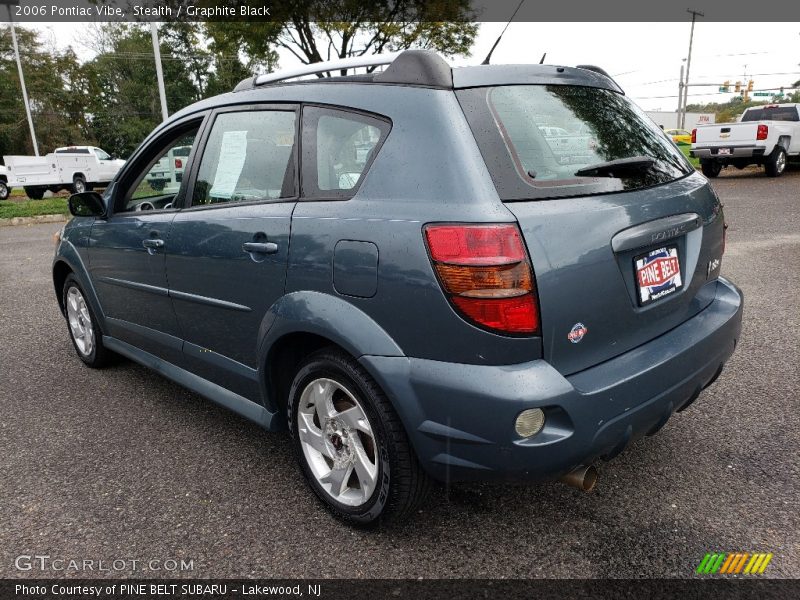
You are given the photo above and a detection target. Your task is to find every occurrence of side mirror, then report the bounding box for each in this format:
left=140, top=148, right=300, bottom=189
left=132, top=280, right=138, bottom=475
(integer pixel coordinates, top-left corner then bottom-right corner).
left=68, top=191, right=106, bottom=217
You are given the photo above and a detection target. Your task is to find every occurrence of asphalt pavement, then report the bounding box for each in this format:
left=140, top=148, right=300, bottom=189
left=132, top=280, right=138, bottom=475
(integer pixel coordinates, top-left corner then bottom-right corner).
left=1, top=166, right=798, bottom=579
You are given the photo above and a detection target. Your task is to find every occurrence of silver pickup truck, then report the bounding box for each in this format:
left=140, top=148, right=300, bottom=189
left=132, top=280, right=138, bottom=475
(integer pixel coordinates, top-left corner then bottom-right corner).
left=691, top=103, right=800, bottom=177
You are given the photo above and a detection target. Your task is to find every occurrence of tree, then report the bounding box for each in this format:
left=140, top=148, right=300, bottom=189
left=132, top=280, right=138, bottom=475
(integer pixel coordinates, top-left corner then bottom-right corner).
left=219, top=0, right=477, bottom=73
left=0, top=26, right=88, bottom=156
left=82, top=24, right=199, bottom=158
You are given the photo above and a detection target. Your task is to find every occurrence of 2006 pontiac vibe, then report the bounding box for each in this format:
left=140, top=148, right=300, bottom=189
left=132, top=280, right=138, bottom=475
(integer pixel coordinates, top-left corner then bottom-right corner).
left=53, top=51, right=743, bottom=525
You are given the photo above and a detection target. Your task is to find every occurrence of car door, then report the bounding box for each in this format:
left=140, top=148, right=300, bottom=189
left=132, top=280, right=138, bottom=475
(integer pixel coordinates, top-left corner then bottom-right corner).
left=89, top=116, right=206, bottom=364
left=166, top=105, right=299, bottom=400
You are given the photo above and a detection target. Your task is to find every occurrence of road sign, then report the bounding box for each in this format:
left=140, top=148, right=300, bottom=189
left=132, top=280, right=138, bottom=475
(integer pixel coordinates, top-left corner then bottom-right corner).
left=753, top=92, right=771, bottom=97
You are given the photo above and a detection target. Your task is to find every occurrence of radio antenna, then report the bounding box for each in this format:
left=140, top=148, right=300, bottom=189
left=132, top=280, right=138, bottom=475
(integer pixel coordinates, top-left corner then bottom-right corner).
left=539, top=52, right=547, bottom=64
left=481, top=0, right=525, bottom=65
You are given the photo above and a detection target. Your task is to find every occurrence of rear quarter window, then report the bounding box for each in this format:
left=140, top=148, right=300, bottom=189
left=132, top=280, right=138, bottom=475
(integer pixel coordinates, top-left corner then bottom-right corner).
left=457, top=85, right=692, bottom=201
left=301, top=106, right=390, bottom=200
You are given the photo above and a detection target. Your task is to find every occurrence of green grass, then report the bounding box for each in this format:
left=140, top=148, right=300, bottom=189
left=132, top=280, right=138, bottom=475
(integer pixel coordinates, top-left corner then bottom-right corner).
left=677, top=142, right=700, bottom=169
left=0, top=197, right=69, bottom=219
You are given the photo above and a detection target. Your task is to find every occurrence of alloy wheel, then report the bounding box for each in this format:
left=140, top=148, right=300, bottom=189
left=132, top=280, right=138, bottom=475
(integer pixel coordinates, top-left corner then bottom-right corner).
left=296, top=378, right=379, bottom=507
left=66, top=287, right=94, bottom=356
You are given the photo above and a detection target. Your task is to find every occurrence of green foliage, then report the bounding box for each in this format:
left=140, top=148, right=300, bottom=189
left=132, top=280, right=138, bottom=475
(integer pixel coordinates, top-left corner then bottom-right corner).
left=272, top=0, right=477, bottom=67
left=686, top=91, right=800, bottom=123
left=0, top=27, right=88, bottom=157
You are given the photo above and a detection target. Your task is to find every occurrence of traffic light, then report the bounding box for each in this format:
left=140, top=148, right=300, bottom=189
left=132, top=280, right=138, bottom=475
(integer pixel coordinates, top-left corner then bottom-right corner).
left=747, top=80, right=754, bottom=92
left=720, top=80, right=730, bottom=93
left=735, top=81, right=741, bottom=93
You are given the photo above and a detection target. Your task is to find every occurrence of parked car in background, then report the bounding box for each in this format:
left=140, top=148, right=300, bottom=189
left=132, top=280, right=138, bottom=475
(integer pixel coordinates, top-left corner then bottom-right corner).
left=665, top=129, right=692, bottom=145
left=3, top=146, right=125, bottom=199
left=691, top=103, right=800, bottom=177
left=0, top=164, right=9, bottom=200
left=54, top=51, right=743, bottom=525
left=145, top=145, right=191, bottom=194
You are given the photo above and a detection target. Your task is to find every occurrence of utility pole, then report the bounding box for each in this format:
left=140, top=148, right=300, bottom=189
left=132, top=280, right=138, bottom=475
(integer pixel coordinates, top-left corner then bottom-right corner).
left=681, top=8, right=704, bottom=129
left=150, top=22, right=169, bottom=121
left=3, top=0, right=39, bottom=155
left=677, top=63, right=685, bottom=129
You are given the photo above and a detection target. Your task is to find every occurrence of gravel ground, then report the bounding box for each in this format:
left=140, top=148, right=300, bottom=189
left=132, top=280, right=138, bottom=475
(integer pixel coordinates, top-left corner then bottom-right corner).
left=1, top=166, right=798, bottom=579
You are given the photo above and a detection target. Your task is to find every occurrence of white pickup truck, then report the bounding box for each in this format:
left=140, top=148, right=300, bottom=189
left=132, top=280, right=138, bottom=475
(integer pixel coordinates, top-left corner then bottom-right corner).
left=691, top=103, right=800, bottom=178
left=2, top=146, right=125, bottom=199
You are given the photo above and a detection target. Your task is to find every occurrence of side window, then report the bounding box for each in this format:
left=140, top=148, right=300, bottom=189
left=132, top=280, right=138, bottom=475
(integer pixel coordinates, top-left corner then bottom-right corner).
left=301, top=106, right=389, bottom=199
left=192, top=110, right=296, bottom=206
left=120, top=127, right=200, bottom=212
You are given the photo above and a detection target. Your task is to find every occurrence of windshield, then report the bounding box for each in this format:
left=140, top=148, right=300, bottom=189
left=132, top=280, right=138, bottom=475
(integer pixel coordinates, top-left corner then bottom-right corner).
left=741, top=106, right=799, bottom=122
left=94, top=148, right=111, bottom=160
left=457, top=85, right=692, bottom=201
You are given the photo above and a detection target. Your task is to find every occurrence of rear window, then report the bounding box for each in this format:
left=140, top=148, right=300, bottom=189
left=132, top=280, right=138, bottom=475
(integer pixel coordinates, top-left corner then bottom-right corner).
left=741, top=106, right=799, bottom=122
left=457, top=85, right=692, bottom=201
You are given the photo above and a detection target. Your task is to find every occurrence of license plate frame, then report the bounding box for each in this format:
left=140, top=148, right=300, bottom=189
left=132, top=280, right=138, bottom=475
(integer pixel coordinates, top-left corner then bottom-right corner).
left=717, top=148, right=732, bottom=156
left=634, top=245, right=683, bottom=306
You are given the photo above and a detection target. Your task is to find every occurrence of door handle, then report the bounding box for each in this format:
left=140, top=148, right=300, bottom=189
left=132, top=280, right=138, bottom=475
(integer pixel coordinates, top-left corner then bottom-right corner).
left=142, top=238, right=165, bottom=249
left=242, top=242, right=278, bottom=254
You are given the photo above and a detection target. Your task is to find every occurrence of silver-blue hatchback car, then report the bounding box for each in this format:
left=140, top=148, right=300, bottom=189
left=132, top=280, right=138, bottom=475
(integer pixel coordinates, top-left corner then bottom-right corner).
left=54, top=51, right=743, bottom=524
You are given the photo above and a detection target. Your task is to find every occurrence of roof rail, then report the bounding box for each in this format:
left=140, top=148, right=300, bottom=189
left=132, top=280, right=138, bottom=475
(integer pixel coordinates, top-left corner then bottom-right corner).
left=253, top=52, right=403, bottom=87
left=233, top=50, right=453, bottom=91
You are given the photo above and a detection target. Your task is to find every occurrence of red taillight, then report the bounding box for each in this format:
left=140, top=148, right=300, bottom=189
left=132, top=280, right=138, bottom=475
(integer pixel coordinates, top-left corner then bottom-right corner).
left=691, top=129, right=697, bottom=144
left=175, top=158, right=183, bottom=169
left=424, top=224, right=540, bottom=335
left=756, top=124, right=768, bottom=141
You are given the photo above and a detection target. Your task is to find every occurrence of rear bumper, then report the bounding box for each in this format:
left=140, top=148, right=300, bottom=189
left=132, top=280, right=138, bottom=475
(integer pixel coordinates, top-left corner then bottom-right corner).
left=691, top=145, right=766, bottom=160
left=361, top=277, right=743, bottom=483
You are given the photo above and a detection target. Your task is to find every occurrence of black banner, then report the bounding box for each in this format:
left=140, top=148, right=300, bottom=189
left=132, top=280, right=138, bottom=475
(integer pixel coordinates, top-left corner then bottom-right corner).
left=3, top=0, right=800, bottom=23
left=3, top=579, right=800, bottom=600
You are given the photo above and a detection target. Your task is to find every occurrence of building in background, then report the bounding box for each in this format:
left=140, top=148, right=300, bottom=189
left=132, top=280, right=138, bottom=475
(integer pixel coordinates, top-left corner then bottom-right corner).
left=646, top=111, right=715, bottom=129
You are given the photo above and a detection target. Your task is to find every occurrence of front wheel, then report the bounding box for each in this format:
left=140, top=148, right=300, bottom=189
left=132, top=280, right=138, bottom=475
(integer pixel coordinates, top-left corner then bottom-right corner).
left=765, top=147, right=787, bottom=177
left=62, top=275, right=113, bottom=368
left=288, top=349, right=431, bottom=525
left=0, top=180, right=8, bottom=200
left=701, top=160, right=722, bottom=178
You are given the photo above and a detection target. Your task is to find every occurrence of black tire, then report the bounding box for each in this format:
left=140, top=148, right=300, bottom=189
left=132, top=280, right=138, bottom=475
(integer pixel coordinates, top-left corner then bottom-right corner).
left=72, top=175, right=87, bottom=194
left=701, top=160, right=722, bottom=178
left=62, top=274, right=113, bottom=368
left=149, top=180, right=166, bottom=192
left=0, top=180, right=8, bottom=200
left=287, top=348, right=432, bottom=526
left=23, top=186, right=45, bottom=200
left=765, top=146, right=787, bottom=177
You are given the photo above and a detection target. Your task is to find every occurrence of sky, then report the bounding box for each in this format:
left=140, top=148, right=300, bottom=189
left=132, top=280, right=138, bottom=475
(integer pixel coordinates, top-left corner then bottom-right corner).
left=19, top=20, right=800, bottom=112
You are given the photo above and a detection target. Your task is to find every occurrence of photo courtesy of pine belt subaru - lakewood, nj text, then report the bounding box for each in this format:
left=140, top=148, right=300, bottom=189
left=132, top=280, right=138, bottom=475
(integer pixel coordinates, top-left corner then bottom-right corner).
left=54, top=51, right=743, bottom=525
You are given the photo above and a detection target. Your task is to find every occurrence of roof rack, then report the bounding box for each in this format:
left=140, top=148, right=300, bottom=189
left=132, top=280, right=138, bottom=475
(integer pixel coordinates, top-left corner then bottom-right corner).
left=233, top=50, right=453, bottom=92
left=254, top=52, right=402, bottom=86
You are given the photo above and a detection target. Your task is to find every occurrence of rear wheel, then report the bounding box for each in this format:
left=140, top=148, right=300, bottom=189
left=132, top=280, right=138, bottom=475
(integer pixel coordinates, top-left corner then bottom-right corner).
left=23, top=186, right=45, bottom=199
left=288, top=348, right=431, bottom=525
left=765, top=147, right=786, bottom=177
left=0, top=180, right=8, bottom=200
left=700, top=160, right=722, bottom=178
left=62, top=275, right=112, bottom=368
left=72, top=175, right=87, bottom=194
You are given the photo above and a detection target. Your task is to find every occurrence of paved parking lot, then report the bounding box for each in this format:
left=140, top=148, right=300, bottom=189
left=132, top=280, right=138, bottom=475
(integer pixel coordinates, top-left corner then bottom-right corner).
left=1, top=167, right=798, bottom=579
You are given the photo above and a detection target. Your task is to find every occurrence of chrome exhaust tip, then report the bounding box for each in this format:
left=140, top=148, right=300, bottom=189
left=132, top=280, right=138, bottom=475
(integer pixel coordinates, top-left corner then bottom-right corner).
left=559, top=465, right=598, bottom=492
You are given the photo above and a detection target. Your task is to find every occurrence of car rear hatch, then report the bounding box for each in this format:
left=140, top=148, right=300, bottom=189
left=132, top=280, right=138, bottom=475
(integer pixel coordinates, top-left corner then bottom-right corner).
left=456, top=75, right=726, bottom=376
